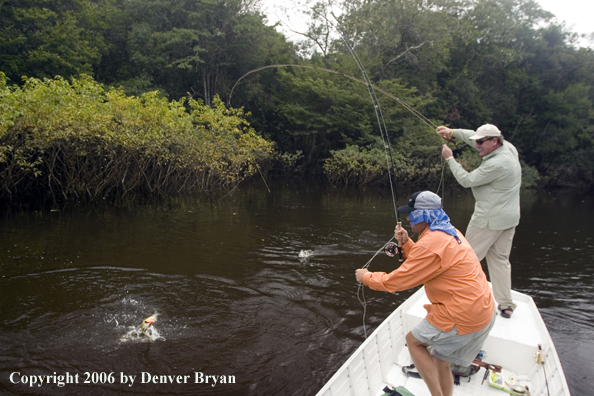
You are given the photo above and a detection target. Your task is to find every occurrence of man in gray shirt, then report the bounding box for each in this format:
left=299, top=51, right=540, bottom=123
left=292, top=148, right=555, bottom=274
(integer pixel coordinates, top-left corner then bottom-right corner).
left=437, top=124, right=521, bottom=318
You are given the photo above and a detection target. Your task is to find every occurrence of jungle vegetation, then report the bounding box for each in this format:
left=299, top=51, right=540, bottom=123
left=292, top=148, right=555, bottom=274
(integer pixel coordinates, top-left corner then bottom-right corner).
left=1, top=0, right=593, bottom=208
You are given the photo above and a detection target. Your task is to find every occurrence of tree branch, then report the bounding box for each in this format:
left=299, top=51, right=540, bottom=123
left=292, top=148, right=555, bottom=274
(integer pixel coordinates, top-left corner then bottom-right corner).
left=383, top=41, right=429, bottom=71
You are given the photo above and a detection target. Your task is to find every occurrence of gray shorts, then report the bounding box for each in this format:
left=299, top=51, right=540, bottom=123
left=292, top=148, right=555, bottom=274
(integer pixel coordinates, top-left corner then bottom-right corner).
left=411, top=311, right=496, bottom=366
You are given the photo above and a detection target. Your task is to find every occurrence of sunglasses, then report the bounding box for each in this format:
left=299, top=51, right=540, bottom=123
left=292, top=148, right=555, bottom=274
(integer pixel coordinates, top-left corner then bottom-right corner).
left=475, top=137, right=494, bottom=145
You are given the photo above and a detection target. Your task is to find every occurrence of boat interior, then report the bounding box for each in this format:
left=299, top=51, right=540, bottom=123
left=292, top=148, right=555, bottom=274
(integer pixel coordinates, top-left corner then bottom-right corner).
left=317, top=288, right=569, bottom=396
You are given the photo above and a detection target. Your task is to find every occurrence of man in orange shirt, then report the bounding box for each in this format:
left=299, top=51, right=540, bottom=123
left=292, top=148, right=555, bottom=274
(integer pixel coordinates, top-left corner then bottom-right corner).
left=356, top=191, right=495, bottom=396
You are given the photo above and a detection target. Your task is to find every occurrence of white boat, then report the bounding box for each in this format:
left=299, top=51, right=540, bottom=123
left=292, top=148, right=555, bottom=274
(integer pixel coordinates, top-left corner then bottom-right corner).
left=316, top=286, right=570, bottom=396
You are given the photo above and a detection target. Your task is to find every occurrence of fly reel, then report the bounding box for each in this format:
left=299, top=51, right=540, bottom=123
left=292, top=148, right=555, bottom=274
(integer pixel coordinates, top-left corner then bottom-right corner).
left=385, top=242, right=399, bottom=257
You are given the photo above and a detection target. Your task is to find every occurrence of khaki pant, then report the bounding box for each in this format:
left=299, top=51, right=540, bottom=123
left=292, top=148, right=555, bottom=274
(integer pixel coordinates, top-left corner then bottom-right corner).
left=465, top=224, right=517, bottom=311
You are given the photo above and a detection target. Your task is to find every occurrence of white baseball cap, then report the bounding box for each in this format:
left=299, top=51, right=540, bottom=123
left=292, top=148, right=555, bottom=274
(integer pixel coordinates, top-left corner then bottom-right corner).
left=469, top=124, right=502, bottom=140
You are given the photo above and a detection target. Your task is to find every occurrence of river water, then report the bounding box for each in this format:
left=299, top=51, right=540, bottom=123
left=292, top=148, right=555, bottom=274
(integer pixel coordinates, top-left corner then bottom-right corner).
left=1, top=180, right=592, bottom=395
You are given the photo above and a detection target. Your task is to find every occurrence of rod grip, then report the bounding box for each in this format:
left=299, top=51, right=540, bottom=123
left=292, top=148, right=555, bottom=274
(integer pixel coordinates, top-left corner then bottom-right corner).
left=397, top=221, right=403, bottom=262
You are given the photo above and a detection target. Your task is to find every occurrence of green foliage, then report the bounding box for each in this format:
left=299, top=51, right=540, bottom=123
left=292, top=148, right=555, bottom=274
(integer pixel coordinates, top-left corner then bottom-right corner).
left=323, top=130, right=444, bottom=188
left=0, top=74, right=274, bottom=206
left=323, top=144, right=389, bottom=186
left=521, top=160, right=540, bottom=189
left=101, top=0, right=293, bottom=102
left=272, top=150, right=304, bottom=175
left=2, top=0, right=594, bottom=193
left=261, top=59, right=444, bottom=180
left=339, top=0, right=454, bottom=93
left=271, top=65, right=375, bottom=166
left=0, top=0, right=109, bottom=81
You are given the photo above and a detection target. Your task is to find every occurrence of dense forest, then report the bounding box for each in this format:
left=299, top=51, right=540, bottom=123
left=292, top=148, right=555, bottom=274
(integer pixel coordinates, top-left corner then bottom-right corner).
left=1, top=0, right=593, bottom=207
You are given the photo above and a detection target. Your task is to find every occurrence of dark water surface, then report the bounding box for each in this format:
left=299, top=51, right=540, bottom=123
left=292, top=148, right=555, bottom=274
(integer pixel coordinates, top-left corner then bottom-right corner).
left=1, top=181, right=592, bottom=395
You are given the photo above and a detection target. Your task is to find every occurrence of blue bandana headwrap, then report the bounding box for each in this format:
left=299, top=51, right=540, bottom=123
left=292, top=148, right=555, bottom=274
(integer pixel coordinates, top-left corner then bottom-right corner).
left=409, top=209, right=461, bottom=243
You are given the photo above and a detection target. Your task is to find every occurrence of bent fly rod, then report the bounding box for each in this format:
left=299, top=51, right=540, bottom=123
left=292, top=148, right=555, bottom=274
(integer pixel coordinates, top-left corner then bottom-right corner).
left=228, top=63, right=438, bottom=133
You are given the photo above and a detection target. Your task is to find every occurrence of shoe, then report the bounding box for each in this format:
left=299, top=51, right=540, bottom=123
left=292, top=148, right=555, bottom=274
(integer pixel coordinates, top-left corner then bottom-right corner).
left=499, top=306, right=514, bottom=318
left=402, top=364, right=422, bottom=379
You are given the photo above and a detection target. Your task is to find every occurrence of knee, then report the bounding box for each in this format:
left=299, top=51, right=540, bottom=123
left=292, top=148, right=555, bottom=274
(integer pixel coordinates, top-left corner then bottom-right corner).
left=486, top=250, right=511, bottom=266
left=405, top=331, right=417, bottom=346
left=406, top=331, right=427, bottom=350
left=432, top=355, right=450, bottom=368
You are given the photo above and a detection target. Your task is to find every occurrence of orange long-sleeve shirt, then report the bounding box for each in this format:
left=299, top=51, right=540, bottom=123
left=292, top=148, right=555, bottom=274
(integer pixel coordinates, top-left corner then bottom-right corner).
left=363, top=228, right=494, bottom=335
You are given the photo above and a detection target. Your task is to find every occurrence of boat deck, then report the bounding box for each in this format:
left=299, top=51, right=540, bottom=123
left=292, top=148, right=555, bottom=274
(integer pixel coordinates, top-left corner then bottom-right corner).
left=379, top=291, right=559, bottom=396
left=315, top=287, right=569, bottom=396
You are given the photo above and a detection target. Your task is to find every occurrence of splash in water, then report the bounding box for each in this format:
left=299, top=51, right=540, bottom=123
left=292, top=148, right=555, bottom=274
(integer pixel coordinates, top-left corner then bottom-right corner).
left=120, top=312, right=163, bottom=343
left=298, top=250, right=314, bottom=258
left=120, top=325, right=163, bottom=343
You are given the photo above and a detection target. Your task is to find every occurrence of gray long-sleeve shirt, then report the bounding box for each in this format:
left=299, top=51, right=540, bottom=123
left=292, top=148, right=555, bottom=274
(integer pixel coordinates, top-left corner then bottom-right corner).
left=447, top=129, right=521, bottom=230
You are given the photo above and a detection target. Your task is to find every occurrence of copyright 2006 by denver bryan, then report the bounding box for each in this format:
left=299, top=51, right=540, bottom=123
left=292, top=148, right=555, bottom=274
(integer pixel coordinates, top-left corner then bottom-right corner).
left=8, top=371, right=237, bottom=389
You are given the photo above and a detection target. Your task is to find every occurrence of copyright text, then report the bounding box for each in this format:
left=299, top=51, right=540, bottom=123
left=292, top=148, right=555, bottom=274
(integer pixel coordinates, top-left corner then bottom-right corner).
left=9, top=371, right=236, bottom=388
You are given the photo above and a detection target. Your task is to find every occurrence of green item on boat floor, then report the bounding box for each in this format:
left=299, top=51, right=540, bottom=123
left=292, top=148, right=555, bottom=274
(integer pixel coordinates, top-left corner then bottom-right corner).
left=382, top=385, right=415, bottom=396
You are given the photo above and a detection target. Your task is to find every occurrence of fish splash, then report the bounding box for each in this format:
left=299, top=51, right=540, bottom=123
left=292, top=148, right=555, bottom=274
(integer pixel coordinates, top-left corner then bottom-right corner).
left=120, top=326, right=163, bottom=343
left=120, top=312, right=163, bottom=343
left=298, top=250, right=314, bottom=258
left=140, top=312, right=158, bottom=335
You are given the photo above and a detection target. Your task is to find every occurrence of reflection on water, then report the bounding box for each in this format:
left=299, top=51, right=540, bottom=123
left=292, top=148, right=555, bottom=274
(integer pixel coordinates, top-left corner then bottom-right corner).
left=0, top=180, right=592, bottom=395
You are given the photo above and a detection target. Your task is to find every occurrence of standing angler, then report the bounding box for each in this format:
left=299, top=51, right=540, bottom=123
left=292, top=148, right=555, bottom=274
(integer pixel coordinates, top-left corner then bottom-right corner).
left=437, top=124, right=521, bottom=319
